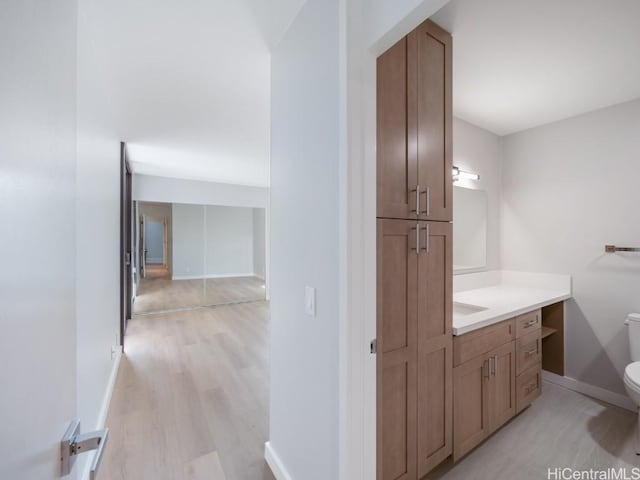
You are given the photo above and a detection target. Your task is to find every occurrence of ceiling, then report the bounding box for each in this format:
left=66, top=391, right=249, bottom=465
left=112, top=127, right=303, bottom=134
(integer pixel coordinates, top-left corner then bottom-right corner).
left=431, top=0, right=640, bottom=136
left=80, top=0, right=305, bottom=187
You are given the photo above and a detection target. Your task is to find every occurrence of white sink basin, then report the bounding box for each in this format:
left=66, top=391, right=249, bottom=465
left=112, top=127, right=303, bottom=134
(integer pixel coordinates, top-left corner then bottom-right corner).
left=453, top=301, right=488, bottom=316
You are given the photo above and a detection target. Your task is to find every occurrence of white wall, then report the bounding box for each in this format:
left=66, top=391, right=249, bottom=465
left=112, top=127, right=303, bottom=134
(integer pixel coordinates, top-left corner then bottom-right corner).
left=75, top=0, right=122, bottom=467
left=367, top=0, right=449, bottom=53
left=253, top=208, right=266, bottom=279
left=206, top=205, right=254, bottom=277
left=133, top=173, right=268, bottom=208
left=453, top=117, right=502, bottom=272
left=501, top=98, right=640, bottom=395
left=171, top=204, right=206, bottom=279
left=0, top=2, right=78, bottom=478
left=269, top=0, right=342, bottom=478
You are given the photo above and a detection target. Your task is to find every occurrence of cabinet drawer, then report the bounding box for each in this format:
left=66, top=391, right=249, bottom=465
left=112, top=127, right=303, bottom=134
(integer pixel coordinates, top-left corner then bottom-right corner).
left=516, top=330, right=541, bottom=376
left=516, top=365, right=541, bottom=413
left=515, top=309, right=541, bottom=338
left=453, top=320, right=515, bottom=367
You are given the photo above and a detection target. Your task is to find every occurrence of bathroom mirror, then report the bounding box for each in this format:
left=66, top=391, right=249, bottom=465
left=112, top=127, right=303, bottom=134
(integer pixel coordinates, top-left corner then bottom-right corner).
left=453, top=186, right=487, bottom=272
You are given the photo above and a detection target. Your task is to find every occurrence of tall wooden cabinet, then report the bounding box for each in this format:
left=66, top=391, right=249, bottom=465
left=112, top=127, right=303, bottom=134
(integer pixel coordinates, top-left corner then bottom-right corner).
left=376, top=18, right=453, bottom=480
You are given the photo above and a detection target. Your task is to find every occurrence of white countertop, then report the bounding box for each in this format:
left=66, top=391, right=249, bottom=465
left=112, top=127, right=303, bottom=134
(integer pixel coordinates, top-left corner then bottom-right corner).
left=452, top=271, right=572, bottom=335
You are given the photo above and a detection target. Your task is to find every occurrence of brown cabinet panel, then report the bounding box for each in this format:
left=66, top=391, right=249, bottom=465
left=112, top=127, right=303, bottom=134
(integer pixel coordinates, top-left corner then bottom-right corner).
left=515, top=309, right=541, bottom=338
left=418, top=340, right=452, bottom=475
left=453, top=353, right=489, bottom=461
left=516, top=365, right=542, bottom=413
left=377, top=37, right=417, bottom=220
left=453, top=319, right=515, bottom=367
left=418, top=222, right=452, bottom=340
left=377, top=219, right=417, bottom=480
left=516, top=330, right=541, bottom=376
left=417, top=222, right=452, bottom=475
left=487, top=342, right=516, bottom=433
left=412, top=20, right=452, bottom=222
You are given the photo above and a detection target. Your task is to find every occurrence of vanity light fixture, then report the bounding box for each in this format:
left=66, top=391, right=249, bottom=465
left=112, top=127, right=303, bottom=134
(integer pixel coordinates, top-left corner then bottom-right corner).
left=452, top=165, right=480, bottom=182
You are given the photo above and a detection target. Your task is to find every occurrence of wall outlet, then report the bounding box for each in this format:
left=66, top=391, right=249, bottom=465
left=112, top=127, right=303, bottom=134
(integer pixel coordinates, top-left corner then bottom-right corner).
left=305, top=286, right=316, bottom=317
left=111, top=333, right=121, bottom=360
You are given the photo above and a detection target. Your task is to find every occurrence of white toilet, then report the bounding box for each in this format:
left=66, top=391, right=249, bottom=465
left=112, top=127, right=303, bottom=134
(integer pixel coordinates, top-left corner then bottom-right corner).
left=624, top=313, right=640, bottom=454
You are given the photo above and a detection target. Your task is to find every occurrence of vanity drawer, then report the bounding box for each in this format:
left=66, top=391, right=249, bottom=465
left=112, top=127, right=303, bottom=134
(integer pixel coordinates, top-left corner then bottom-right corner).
left=515, top=309, right=541, bottom=338
left=516, top=364, right=541, bottom=413
left=516, top=330, right=541, bottom=375
left=453, top=319, right=515, bottom=367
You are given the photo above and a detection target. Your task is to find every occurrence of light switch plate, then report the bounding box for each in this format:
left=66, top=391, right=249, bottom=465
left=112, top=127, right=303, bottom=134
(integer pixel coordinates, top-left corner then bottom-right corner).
left=305, top=286, right=316, bottom=317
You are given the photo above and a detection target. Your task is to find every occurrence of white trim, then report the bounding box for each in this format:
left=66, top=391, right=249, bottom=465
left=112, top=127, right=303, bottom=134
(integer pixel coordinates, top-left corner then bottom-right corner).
left=81, top=348, right=122, bottom=480
left=171, top=273, right=257, bottom=280
left=543, top=370, right=636, bottom=412
left=253, top=274, right=266, bottom=281
left=264, top=442, right=293, bottom=480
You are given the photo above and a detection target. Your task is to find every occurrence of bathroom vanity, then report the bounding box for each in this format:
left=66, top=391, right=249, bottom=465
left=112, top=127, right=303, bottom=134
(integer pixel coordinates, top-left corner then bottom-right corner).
left=450, top=271, right=571, bottom=460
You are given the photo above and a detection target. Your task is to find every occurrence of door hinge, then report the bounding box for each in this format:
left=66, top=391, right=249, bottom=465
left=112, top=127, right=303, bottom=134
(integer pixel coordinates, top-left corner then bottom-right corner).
left=370, top=339, right=377, bottom=354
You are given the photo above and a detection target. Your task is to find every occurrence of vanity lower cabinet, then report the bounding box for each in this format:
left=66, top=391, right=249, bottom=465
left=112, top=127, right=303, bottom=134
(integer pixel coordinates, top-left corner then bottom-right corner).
left=452, top=310, right=542, bottom=461
left=377, top=219, right=452, bottom=480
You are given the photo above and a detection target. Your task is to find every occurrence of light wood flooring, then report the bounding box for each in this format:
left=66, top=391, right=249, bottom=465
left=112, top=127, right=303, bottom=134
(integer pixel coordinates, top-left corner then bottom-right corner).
left=133, top=272, right=266, bottom=314
left=427, top=380, right=640, bottom=479
left=101, top=301, right=275, bottom=480
left=104, top=292, right=640, bottom=480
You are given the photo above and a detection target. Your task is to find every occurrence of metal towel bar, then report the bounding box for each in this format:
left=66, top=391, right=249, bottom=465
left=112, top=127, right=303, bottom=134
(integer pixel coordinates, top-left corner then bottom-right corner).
left=605, top=245, right=640, bottom=253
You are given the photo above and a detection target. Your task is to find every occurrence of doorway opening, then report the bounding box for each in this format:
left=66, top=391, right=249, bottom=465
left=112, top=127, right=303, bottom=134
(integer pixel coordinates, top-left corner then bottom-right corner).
left=132, top=201, right=267, bottom=316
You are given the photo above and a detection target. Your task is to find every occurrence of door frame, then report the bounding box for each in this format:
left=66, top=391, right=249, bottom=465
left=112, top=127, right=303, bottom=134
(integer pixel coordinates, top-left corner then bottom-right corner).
left=120, top=141, right=133, bottom=347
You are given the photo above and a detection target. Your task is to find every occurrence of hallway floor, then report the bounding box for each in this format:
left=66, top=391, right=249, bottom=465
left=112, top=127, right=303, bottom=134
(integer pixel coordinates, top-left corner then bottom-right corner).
left=101, top=301, right=275, bottom=480
left=133, top=275, right=266, bottom=314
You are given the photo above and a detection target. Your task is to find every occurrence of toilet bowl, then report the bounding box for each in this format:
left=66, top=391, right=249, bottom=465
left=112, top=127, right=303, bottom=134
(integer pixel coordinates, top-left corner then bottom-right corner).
left=624, top=313, right=640, bottom=455
left=624, top=362, right=640, bottom=406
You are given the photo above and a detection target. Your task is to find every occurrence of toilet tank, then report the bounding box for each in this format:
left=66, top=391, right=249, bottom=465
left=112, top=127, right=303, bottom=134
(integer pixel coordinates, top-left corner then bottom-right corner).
left=627, top=313, right=640, bottom=361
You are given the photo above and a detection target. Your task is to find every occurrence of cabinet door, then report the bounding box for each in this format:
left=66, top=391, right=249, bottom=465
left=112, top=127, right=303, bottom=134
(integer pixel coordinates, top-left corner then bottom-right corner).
left=417, top=222, right=452, bottom=476
left=488, top=342, right=516, bottom=433
left=410, top=20, right=452, bottom=222
left=453, top=354, right=489, bottom=462
left=377, top=219, right=418, bottom=480
left=377, top=37, right=417, bottom=220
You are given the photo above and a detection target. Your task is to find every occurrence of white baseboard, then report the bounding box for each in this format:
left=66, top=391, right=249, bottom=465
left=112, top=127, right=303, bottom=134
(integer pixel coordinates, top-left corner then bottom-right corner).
left=265, top=442, right=293, bottom=480
left=543, top=370, right=636, bottom=412
left=172, top=273, right=257, bottom=281
left=81, top=347, right=122, bottom=480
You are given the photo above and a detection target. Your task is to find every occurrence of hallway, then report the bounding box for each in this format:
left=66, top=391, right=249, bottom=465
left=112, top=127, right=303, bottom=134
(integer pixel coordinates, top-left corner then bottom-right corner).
left=101, top=301, right=274, bottom=480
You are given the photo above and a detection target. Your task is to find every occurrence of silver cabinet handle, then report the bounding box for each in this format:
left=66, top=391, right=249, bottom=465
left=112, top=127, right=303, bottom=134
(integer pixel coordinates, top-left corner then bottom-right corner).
left=491, top=355, right=497, bottom=376
left=419, top=186, right=431, bottom=216
left=425, top=186, right=430, bottom=216
left=420, top=223, right=430, bottom=254
left=412, top=224, right=420, bottom=254
left=524, top=319, right=538, bottom=328
left=483, top=359, right=490, bottom=379
left=410, top=185, right=420, bottom=215
left=525, top=347, right=538, bottom=358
